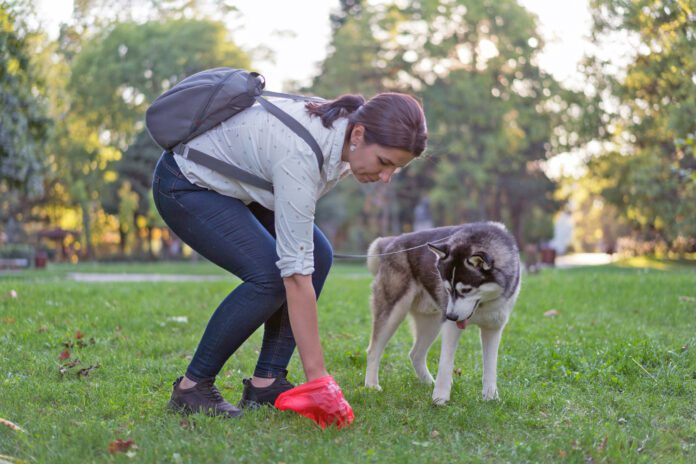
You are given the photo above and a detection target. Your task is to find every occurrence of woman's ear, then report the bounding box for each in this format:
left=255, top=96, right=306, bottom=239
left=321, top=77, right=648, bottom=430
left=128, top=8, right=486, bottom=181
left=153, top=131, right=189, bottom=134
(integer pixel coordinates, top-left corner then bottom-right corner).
left=351, top=124, right=365, bottom=145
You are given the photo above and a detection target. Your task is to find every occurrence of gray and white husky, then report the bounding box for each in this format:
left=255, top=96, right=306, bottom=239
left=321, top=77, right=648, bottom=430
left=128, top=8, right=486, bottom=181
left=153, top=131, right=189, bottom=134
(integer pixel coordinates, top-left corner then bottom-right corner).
left=364, top=222, right=521, bottom=404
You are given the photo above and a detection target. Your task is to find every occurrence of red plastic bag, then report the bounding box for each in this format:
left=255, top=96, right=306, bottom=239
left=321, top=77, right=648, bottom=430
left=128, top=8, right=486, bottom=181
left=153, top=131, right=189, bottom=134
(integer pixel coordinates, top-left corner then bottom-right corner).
left=274, top=375, right=354, bottom=429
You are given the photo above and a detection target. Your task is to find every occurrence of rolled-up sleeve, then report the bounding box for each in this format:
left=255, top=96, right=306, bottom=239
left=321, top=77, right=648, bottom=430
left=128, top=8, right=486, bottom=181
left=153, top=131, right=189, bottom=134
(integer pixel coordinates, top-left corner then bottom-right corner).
left=272, top=151, right=320, bottom=277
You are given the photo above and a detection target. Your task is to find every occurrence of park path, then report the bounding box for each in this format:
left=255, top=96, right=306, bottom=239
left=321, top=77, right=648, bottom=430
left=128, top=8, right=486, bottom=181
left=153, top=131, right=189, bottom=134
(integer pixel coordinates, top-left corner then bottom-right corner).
left=67, top=273, right=227, bottom=282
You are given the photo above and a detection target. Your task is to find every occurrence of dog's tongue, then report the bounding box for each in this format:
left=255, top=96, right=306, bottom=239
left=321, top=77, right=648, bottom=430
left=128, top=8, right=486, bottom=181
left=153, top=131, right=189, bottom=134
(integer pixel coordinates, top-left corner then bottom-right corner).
left=456, top=320, right=468, bottom=330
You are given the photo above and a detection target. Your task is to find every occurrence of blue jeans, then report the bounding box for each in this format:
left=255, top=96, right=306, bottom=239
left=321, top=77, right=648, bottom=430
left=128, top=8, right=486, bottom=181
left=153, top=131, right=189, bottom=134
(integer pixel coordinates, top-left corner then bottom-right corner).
left=152, top=152, right=333, bottom=381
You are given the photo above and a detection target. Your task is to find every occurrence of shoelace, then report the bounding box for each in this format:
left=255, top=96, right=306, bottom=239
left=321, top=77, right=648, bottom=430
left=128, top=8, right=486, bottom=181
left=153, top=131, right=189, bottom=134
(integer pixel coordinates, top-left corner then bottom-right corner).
left=198, top=380, right=224, bottom=403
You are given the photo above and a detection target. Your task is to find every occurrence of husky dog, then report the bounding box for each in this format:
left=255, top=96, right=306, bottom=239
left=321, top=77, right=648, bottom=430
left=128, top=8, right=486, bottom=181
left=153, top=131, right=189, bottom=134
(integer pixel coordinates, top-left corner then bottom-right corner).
left=364, top=222, right=521, bottom=404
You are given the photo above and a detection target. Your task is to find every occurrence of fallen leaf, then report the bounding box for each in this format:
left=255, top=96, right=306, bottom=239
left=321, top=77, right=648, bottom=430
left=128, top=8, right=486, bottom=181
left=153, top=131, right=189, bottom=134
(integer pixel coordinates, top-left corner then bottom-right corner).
left=1, top=317, right=15, bottom=325
left=544, top=309, right=560, bottom=317
left=0, top=418, right=25, bottom=433
left=62, top=340, right=74, bottom=348
left=75, top=330, right=84, bottom=339
left=9, top=290, right=17, bottom=298
left=430, top=430, right=440, bottom=438
left=59, top=358, right=81, bottom=376
left=454, top=368, right=462, bottom=377
left=678, top=295, right=696, bottom=302
left=59, top=349, right=70, bottom=361
left=37, top=325, right=48, bottom=333
left=63, top=359, right=81, bottom=368
left=77, top=364, right=100, bottom=378
left=108, top=438, right=136, bottom=454
left=558, top=450, right=567, bottom=458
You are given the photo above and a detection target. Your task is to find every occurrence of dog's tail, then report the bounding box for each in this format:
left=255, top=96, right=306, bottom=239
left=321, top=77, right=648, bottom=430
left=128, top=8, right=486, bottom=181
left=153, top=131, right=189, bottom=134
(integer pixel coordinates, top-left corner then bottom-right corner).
left=366, top=237, right=387, bottom=276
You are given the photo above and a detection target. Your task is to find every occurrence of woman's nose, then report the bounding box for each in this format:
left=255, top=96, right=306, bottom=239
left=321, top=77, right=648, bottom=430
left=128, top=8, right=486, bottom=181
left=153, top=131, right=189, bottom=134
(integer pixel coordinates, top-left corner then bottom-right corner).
left=379, top=168, right=396, bottom=183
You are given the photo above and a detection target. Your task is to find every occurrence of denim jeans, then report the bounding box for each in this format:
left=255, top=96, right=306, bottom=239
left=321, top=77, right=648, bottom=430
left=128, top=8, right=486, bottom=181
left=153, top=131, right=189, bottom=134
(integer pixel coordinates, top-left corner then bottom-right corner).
left=152, top=152, right=333, bottom=381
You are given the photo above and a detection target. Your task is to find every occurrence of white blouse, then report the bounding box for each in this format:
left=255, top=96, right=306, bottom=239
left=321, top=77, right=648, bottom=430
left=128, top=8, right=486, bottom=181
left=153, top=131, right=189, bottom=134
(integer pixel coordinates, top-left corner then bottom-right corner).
left=173, top=99, right=351, bottom=277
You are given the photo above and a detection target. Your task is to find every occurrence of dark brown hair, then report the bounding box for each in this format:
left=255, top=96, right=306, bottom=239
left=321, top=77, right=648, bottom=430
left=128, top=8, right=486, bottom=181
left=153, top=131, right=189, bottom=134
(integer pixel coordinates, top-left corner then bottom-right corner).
left=306, top=92, right=428, bottom=156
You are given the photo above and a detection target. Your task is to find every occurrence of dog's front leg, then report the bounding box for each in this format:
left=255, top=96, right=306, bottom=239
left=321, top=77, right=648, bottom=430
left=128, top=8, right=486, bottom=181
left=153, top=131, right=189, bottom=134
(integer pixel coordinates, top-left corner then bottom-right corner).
left=432, top=321, right=462, bottom=405
left=480, top=326, right=503, bottom=400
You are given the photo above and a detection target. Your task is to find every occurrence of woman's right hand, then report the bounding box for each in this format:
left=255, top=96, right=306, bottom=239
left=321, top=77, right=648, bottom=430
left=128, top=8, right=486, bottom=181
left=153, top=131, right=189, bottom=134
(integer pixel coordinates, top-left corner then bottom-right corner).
left=275, top=375, right=354, bottom=429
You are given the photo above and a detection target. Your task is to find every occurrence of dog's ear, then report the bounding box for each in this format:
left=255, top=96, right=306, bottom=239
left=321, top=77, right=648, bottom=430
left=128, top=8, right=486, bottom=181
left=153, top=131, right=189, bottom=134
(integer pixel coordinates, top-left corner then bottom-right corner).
left=466, top=252, right=494, bottom=271
left=427, top=242, right=448, bottom=259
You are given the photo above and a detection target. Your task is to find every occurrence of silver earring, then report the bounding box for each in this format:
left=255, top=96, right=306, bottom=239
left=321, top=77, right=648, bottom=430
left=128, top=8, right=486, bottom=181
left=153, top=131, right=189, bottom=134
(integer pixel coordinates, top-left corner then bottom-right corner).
left=349, top=144, right=356, bottom=152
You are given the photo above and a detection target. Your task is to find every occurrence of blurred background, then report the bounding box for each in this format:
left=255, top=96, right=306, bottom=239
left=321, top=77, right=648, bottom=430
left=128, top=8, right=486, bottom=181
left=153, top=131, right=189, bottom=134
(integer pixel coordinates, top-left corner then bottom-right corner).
left=1, top=0, right=694, bottom=269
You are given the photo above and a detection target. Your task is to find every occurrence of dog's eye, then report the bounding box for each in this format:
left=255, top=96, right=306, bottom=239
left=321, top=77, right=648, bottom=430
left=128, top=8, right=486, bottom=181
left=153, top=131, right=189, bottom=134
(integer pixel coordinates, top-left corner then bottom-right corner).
left=455, top=284, right=472, bottom=295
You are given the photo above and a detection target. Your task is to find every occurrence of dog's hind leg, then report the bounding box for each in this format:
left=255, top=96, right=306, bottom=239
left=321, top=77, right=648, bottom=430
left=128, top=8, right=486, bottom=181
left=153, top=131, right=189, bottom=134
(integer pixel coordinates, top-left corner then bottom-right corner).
left=432, top=321, right=463, bottom=405
left=409, top=312, right=441, bottom=385
left=480, top=326, right=503, bottom=400
left=365, top=286, right=415, bottom=390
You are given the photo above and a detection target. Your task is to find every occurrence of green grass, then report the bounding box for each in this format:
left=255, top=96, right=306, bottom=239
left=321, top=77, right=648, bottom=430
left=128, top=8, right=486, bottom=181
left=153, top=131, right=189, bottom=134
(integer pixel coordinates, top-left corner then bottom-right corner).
left=0, top=261, right=694, bottom=463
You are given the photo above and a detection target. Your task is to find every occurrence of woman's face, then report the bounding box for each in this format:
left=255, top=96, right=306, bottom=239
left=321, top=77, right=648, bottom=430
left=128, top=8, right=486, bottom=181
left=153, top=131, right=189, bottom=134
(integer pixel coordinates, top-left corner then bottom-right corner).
left=342, top=124, right=415, bottom=184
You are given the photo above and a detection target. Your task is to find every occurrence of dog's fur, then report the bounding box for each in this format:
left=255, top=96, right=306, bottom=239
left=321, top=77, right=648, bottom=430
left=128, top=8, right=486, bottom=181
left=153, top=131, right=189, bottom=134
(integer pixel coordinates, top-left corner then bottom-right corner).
left=364, top=222, right=521, bottom=404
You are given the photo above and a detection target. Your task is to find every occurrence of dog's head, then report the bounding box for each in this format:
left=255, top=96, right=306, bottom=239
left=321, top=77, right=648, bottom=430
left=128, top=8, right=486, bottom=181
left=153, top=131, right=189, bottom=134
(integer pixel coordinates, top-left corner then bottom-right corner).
left=427, top=241, right=505, bottom=324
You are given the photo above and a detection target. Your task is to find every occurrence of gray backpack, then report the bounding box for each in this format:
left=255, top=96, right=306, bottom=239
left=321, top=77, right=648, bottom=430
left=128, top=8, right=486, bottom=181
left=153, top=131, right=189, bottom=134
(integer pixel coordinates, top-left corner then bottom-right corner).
left=145, top=67, right=325, bottom=192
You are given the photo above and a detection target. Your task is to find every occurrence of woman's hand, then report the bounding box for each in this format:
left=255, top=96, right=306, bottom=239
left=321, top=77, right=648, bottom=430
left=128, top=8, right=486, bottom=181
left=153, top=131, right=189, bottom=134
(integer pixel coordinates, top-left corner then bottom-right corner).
left=275, top=375, right=354, bottom=429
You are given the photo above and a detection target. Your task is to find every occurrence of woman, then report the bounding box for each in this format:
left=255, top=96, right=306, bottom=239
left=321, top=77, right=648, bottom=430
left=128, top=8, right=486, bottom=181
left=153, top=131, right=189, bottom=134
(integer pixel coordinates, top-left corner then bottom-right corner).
left=152, top=91, right=427, bottom=423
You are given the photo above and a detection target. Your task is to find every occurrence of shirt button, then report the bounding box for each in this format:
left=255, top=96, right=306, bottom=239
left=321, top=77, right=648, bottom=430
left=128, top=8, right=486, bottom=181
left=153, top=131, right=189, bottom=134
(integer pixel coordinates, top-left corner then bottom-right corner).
left=300, top=246, right=304, bottom=251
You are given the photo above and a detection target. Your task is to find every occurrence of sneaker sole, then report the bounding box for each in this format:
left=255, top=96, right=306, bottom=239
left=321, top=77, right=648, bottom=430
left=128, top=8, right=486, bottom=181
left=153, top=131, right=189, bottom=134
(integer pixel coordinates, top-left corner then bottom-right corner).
left=168, top=400, right=243, bottom=418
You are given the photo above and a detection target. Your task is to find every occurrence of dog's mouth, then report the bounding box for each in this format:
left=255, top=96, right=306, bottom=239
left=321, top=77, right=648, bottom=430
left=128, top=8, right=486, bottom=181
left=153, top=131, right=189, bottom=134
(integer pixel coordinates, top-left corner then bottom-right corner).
left=455, top=300, right=480, bottom=330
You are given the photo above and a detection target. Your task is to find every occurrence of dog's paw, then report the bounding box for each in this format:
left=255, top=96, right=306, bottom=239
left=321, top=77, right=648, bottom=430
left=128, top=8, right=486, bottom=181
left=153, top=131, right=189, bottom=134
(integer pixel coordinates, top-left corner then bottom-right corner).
left=482, top=385, right=499, bottom=401
left=364, top=383, right=383, bottom=392
left=416, top=373, right=435, bottom=385
left=432, top=388, right=450, bottom=405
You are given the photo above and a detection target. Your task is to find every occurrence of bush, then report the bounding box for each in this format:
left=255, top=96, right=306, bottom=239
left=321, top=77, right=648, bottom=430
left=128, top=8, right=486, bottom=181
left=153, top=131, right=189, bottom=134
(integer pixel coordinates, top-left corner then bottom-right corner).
left=0, top=243, right=35, bottom=260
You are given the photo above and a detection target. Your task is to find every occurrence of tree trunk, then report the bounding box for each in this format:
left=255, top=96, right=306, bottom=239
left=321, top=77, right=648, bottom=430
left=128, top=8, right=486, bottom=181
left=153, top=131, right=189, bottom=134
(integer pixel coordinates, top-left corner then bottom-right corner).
left=81, top=201, right=95, bottom=260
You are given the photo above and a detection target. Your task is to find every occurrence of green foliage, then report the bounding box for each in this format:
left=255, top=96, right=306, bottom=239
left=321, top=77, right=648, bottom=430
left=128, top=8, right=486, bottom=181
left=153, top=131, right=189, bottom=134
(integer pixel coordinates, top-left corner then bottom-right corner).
left=0, top=263, right=694, bottom=462
left=582, top=0, right=696, bottom=247
left=0, top=2, right=51, bottom=195
left=69, top=19, right=250, bottom=148
left=45, top=17, right=252, bottom=258
left=311, top=0, right=565, bottom=249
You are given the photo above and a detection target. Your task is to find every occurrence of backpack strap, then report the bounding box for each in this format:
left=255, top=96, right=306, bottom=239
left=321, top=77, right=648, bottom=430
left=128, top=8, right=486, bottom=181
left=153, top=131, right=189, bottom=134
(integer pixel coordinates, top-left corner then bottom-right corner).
left=255, top=94, right=325, bottom=172
left=261, top=90, right=325, bottom=103
left=172, top=143, right=274, bottom=193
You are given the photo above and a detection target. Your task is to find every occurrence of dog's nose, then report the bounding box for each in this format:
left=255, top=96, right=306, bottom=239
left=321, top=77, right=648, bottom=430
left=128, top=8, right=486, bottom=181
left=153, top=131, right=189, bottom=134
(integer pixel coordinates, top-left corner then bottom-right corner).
left=446, top=313, right=458, bottom=321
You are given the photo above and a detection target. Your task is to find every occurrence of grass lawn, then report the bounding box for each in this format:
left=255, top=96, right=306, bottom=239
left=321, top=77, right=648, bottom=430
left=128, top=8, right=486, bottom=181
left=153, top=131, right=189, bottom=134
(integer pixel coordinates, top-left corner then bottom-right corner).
left=0, top=261, right=694, bottom=463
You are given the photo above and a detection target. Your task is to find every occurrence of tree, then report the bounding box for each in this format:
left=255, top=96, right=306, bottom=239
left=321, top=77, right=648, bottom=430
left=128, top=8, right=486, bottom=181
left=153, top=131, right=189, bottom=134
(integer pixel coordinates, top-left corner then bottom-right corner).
left=581, top=0, right=696, bottom=250
left=0, top=1, right=51, bottom=241
left=311, top=0, right=565, bottom=247
left=55, top=18, right=251, bottom=257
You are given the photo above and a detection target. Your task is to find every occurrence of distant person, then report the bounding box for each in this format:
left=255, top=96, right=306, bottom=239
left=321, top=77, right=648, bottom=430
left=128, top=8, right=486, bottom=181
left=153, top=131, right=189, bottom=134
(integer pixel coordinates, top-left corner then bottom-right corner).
left=152, top=92, right=427, bottom=424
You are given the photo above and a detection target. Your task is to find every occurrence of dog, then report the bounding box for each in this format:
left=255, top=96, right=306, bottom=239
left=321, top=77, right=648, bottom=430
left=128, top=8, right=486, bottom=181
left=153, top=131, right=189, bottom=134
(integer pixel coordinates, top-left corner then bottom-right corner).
left=364, top=222, right=521, bottom=404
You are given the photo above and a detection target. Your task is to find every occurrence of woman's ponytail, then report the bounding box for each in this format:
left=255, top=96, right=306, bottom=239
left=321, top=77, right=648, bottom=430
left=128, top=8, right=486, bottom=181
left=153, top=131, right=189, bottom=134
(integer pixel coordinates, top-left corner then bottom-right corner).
left=305, top=94, right=366, bottom=128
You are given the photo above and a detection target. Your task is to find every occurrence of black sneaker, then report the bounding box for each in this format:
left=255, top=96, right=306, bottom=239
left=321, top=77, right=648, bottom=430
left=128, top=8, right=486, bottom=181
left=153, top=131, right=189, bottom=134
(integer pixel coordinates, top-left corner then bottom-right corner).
left=238, top=370, right=295, bottom=409
left=168, top=377, right=243, bottom=418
